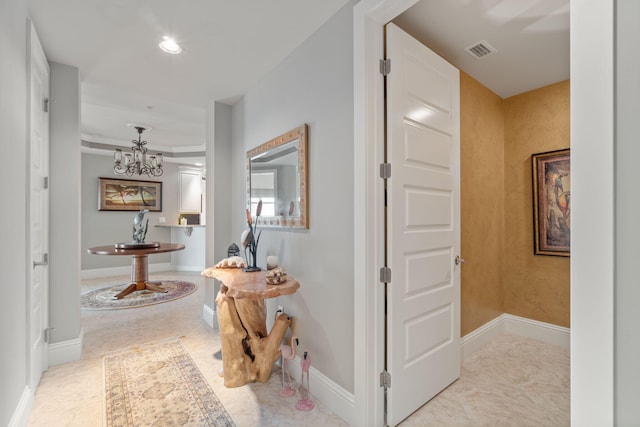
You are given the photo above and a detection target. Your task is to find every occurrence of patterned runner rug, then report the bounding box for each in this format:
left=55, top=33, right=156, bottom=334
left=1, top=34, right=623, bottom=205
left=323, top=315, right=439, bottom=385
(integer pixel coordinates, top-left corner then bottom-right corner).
left=82, top=281, right=196, bottom=310
left=103, top=339, right=235, bottom=427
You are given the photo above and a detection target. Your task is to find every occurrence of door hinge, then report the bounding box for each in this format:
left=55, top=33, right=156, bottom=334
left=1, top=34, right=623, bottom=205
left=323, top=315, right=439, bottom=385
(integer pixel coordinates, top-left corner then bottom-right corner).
left=380, top=370, right=391, bottom=388
left=33, top=253, right=48, bottom=269
left=43, top=176, right=49, bottom=189
left=43, top=97, right=49, bottom=113
left=379, top=58, right=391, bottom=76
left=379, top=163, right=391, bottom=179
left=44, top=327, right=54, bottom=343
left=379, top=266, right=391, bottom=283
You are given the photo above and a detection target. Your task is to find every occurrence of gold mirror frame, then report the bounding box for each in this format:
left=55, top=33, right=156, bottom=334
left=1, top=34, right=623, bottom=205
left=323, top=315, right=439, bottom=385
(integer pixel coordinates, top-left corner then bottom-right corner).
left=246, top=124, right=308, bottom=228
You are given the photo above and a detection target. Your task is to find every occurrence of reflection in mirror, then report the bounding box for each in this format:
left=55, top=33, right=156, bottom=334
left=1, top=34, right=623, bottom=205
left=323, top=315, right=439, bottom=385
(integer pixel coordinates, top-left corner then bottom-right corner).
left=246, top=124, right=308, bottom=228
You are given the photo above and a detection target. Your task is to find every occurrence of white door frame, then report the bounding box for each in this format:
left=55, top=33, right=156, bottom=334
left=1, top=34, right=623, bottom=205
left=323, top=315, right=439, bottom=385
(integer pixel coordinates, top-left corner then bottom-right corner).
left=353, top=1, right=420, bottom=425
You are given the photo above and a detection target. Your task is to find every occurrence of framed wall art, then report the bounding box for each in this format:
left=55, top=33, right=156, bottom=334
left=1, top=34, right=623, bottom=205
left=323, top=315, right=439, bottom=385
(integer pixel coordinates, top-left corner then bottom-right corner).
left=532, top=149, right=570, bottom=256
left=98, top=177, right=163, bottom=212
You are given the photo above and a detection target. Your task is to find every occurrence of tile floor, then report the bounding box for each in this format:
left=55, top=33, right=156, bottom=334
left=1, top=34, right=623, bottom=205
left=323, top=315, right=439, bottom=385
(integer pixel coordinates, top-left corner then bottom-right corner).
left=398, top=333, right=570, bottom=426
left=27, top=271, right=569, bottom=426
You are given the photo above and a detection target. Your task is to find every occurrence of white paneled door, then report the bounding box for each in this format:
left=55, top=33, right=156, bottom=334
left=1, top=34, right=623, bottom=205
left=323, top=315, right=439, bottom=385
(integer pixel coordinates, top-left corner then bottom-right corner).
left=385, top=23, right=461, bottom=426
left=28, top=21, right=50, bottom=391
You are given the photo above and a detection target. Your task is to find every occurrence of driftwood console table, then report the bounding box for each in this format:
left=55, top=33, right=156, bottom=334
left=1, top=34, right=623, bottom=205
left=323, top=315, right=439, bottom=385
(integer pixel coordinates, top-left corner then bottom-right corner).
left=201, top=267, right=300, bottom=387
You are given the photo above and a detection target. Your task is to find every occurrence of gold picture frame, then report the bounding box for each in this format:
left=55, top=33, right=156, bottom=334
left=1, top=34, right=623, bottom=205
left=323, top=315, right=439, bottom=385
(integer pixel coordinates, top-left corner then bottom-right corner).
left=532, top=149, right=570, bottom=256
left=98, top=177, right=163, bottom=212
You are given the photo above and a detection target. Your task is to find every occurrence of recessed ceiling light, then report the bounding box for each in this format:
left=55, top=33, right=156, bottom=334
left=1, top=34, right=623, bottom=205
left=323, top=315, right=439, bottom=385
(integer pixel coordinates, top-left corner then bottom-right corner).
left=159, top=36, right=182, bottom=54
left=194, top=162, right=203, bottom=167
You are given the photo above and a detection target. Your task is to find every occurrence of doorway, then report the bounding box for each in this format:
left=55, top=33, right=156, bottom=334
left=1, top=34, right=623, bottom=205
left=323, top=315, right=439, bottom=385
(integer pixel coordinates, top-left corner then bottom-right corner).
left=353, top=1, right=574, bottom=425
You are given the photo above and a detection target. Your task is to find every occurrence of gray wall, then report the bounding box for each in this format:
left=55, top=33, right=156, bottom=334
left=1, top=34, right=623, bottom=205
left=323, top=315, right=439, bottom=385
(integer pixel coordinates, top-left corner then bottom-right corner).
left=616, top=0, right=640, bottom=424
left=231, top=1, right=356, bottom=392
left=0, top=0, right=29, bottom=424
left=80, top=153, right=178, bottom=269
left=204, top=102, right=233, bottom=313
left=213, top=102, right=233, bottom=264
left=49, top=62, right=81, bottom=343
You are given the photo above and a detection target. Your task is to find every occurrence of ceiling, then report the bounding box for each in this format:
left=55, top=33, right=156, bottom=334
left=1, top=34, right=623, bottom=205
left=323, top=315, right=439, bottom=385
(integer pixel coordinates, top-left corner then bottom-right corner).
left=393, top=0, right=569, bottom=99
left=26, top=0, right=569, bottom=164
left=27, top=0, right=351, bottom=162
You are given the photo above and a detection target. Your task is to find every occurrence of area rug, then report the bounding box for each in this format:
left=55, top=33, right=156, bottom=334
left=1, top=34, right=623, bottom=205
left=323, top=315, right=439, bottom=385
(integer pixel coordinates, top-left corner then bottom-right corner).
left=103, top=339, right=235, bottom=427
left=81, top=281, right=197, bottom=310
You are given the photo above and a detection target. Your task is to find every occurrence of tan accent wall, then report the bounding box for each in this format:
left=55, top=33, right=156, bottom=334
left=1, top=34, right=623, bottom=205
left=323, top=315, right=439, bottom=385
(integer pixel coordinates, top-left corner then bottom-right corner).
left=460, top=72, right=505, bottom=335
left=460, top=75, right=570, bottom=334
left=503, top=81, right=570, bottom=327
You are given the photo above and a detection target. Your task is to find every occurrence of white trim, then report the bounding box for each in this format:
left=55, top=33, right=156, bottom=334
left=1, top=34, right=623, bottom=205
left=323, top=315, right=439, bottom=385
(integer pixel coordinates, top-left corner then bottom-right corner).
left=284, top=354, right=355, bottom=425
left=502, top=314, right=570, bottom=349
left=8, top=386, right=33, bottom=427
left=461, top=314, right=571, bottom=360
left=202, top=303, right=218, bottom=329
left=353, top=4, right=385, bottom=427
left=81, top=263, right=172, bottom=279
left=353, top=1, right=420, bottom=425
left=571, top=2, right=615, bottom=425
left=48, top=328, right=84, bottom=366
left=461, top=315, right=503, bottom=360
left=171, top=265, right=205, bottom=272
left=81, top=134, right=205, bottom=154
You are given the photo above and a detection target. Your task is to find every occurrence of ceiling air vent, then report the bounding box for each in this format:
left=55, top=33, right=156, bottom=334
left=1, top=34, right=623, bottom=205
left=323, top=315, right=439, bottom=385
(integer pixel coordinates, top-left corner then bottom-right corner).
left=464, top=40, right=497, bottom=59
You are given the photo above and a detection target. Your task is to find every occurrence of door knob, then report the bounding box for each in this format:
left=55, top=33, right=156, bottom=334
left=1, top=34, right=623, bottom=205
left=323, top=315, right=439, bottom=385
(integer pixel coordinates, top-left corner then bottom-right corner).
left=455, top=255, right=465, bottom=266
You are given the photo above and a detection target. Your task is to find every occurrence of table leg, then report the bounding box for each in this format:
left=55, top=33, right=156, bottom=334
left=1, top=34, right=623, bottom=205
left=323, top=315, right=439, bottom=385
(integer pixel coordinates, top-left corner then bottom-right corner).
left=113, top=283, right=137, bottom=300
left=112, top=254, right=167, bottom=299
left=145, top=282, right=168, bottom=294
left=131, top=254, right=149, bottom=283
left=216, top=287, right=292, bottom=387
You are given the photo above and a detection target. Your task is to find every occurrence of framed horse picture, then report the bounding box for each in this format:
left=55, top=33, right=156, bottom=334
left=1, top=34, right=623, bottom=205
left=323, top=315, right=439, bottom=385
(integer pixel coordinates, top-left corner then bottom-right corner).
left=532, top=149, right=570, bottom=256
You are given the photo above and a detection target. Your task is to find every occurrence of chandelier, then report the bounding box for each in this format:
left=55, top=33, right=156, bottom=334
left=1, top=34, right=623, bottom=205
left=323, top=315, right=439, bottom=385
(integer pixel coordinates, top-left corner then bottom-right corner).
left=113, top=126, right=163, bottom=177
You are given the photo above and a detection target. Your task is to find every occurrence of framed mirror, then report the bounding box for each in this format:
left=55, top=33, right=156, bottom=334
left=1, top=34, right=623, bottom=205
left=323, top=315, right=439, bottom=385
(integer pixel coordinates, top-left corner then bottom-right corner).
left=246, top=124, right=308, bottom=228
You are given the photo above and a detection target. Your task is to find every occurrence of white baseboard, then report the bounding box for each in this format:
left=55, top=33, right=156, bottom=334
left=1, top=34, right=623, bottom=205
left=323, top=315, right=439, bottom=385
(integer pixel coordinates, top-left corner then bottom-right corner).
left=8, top=386, right=33, bottom=427
left=81, top=263, right=172, bottom=279
left=284, top=354, right=355, bottom=425
left=202, top=303, right=218, bottom=329
left=462, top=314, right=571, bottom=360
left=502, top=314, right=570, bottom=349
left=172, top=265, right=205, bottom=272
left=275, top=314, right=568, bottom=425
left=461, top=315, right=503, bottom=360
left=48, top=328, right=84, bottom=366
